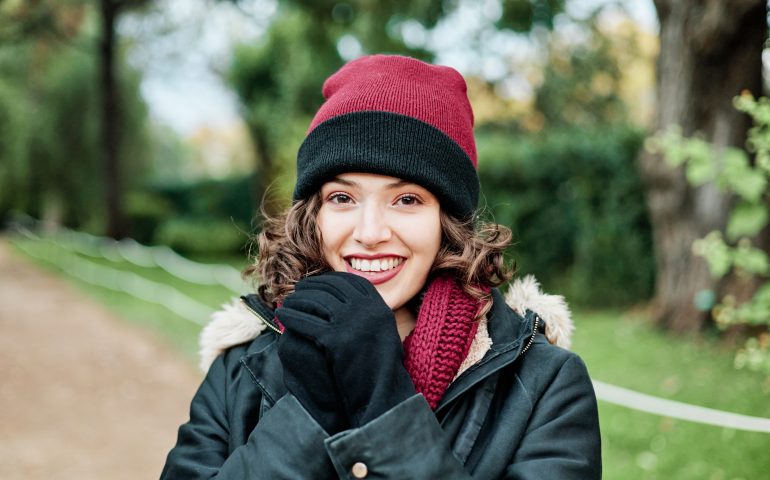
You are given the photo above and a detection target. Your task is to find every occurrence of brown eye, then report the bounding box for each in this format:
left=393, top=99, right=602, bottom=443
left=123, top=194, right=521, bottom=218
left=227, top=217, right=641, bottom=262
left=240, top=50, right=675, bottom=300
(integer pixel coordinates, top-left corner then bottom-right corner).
left=329, top=193, right=353, bottom=204
left=396, top=194, right=421, bottom=206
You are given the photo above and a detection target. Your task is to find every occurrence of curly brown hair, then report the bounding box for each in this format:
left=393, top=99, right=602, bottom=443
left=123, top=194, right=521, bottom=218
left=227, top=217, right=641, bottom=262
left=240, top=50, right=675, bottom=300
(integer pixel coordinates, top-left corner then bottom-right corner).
left=243, top=193, right=515, bottom=321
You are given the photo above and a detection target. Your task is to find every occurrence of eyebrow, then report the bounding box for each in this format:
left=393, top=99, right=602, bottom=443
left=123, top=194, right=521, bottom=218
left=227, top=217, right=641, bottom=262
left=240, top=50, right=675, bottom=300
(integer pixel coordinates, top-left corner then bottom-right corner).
left=329, top=177, right=414, bottom=189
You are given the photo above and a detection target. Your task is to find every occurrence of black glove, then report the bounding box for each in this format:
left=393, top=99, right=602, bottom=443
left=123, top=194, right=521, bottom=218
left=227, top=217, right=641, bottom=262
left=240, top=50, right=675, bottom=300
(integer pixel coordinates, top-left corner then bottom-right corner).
left=275, top=271, right=417, bottom=428
left=277, top=326, right=350, bottom=434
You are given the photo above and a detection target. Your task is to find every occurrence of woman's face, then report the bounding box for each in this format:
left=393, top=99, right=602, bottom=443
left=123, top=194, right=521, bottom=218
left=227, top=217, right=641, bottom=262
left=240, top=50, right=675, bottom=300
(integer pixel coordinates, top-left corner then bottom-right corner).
left=316, top=172, right=442, bottom=311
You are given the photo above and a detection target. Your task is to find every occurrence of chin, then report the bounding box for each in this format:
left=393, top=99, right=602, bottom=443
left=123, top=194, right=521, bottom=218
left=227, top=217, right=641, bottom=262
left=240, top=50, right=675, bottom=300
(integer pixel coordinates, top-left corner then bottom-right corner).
left=373, top=285, right=396, bottom=309
left=376, top=284, right=417, bottom=312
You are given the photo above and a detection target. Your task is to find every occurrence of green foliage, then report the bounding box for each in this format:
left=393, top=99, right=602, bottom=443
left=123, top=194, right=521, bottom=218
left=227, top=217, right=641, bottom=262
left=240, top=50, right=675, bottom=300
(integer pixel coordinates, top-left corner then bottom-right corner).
left=228, top=8, right=341, bottom=171
left=258, top=0, right=449, bottom=51
left=143, top=122, right=196, bottom=184
left=0, top=76, right=31, bottom=217
left=476, top=3, right=650, bottom=308
left=124, top=190, right=174, bottom=244
left=497, top=0, right=565, bottom=31
left=126, top=174, right=257, bottom=252
left=153, top=217, right=247, bottom=255
left=478, top=125, right=653, bottom=306
left=726, top=202, right=768, bottom=240
left=0, top=4, right=151, bottom=232
left=149, top=174, right=257, bottom=225
left=534, top=14, right=628, bottom=128
left=649, top=92, right=770, bottom=376
left=691, top=232, right=732, bottom=278
left=735, top=334, right=770, bottom=374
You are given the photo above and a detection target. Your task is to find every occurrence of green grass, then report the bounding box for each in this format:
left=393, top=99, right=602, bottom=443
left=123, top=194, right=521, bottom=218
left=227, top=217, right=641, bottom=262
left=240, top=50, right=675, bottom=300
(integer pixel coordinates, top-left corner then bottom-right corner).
left=9, top=236, right=770, bottom=479
left=572, top=310, right=770, bottom=480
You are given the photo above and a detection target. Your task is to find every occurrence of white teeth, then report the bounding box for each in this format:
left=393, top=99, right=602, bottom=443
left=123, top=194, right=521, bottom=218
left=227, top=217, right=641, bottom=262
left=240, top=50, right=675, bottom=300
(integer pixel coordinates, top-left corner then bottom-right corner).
left=348, top=257, right=403, bottom=272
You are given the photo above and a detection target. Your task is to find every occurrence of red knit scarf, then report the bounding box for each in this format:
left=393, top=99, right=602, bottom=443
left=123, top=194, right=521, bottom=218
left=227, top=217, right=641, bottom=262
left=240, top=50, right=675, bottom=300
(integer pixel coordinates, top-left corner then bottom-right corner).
left=402, top=275, right=488, bottom=409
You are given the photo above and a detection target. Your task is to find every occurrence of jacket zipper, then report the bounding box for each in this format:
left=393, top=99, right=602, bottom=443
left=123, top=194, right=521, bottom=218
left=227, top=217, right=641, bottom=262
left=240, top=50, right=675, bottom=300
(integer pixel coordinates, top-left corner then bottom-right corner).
left=454, top=311, right=539, bottom=385
left=239, top=297, right=282, bottom=335
left=436, top=311, right=541, bottom=415
left=519, top=313, right=539, bottom=356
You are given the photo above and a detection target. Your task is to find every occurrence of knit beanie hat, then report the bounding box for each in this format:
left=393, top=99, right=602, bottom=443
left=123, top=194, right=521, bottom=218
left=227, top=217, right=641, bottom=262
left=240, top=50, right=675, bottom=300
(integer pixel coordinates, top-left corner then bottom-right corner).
left=294, top=54, right=480, bottom=219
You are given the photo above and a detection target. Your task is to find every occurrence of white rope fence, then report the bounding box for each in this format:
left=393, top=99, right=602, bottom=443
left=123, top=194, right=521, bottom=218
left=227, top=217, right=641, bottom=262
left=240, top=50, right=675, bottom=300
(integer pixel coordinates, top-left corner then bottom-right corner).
left=12, top=237, right=214, bottom=325
left=593, top=381, right=770, bottom=433
left=8, top=219, right=770, bottom=433
left=16, top=219, right=245, bottom=294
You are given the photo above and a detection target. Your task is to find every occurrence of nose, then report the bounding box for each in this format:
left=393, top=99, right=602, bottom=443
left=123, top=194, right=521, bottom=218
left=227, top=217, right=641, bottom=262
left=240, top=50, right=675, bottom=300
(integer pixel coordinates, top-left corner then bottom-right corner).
left=352, top=202, right=392, bottom=247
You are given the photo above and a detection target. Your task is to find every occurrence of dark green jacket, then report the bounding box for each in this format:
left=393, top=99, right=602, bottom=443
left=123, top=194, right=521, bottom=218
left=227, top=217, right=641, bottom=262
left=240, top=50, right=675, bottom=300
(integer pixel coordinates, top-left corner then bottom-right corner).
left=161, top=285, right=601, bottom=479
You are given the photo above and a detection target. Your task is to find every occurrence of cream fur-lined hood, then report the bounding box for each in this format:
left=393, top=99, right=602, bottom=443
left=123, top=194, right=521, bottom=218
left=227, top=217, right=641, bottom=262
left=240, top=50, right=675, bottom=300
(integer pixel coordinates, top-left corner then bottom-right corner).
left=198, top=275, right=573, bottom=374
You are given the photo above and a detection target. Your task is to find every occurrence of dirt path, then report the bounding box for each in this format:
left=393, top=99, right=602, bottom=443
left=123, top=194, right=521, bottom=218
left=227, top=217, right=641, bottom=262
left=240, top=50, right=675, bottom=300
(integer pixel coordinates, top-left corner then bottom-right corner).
left=0, top=238, right=203, bottom=480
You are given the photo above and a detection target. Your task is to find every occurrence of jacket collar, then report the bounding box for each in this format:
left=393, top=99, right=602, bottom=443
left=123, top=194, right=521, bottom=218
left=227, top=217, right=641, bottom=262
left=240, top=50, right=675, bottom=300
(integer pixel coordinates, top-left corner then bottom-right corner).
left=202, top=275, right=572, bottom=411
left=435, top=287, right=555, bottom=411
left=198, top=274, right=573, bottom=375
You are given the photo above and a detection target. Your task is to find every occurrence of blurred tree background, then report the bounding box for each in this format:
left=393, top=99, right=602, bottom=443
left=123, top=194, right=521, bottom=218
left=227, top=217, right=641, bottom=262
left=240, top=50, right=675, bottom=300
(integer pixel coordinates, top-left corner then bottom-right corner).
left=0, top=0, right=767, bottom=360
left=0, top=0, right=152, bottom=236
left=1, top=0, right=768, bottom=357
left=0, top=0, right=668, bottom=313
left=641, top=0, right=767, bottom=333
left=4, top=1, right=770, bottom=477
left=221, top=0, right=656, bottom=307
left=1, top=0, right=660, bottom=309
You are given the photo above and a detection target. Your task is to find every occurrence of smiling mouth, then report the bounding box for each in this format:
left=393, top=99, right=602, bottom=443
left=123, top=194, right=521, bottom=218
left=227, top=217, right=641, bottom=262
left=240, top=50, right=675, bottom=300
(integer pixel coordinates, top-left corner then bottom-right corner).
left=345, top=257, right=404, bottom=273
left=343, top=256, right=406, bottom=284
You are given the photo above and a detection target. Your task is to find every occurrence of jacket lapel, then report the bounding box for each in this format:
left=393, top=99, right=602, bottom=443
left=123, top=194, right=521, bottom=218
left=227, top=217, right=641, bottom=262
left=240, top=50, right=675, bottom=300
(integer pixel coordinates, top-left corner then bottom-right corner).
left=240, top=335, right=287, bottom=406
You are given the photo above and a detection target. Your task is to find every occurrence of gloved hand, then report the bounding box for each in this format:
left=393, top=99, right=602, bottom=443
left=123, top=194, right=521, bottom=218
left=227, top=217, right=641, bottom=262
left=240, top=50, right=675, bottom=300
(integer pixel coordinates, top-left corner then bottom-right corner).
left=277, top=326, right=350, bottom=434
left=275, top=271, right=417, bottom=428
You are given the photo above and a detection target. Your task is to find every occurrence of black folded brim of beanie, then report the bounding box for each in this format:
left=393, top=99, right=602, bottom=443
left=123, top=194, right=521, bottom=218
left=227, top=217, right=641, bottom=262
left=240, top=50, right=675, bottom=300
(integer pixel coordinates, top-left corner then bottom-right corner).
left=293, top=111, right=480, bottom=220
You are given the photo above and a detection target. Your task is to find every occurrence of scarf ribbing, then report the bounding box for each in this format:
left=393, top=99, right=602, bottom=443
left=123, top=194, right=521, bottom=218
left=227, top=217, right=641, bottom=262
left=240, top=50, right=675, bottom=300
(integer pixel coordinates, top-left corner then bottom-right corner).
left=402, top=275, right=488, bottom=409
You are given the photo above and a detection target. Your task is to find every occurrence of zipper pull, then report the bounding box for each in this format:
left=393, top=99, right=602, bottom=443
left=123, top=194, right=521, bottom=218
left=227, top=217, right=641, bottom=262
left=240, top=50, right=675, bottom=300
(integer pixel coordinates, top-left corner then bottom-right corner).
left=239, top=297, right=282, bottom=335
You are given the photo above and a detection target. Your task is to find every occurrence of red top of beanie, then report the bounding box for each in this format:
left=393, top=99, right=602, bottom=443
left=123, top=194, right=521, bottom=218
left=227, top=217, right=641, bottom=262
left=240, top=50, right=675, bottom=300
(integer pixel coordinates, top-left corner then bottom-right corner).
left=307, top=55, right=477, bottom=167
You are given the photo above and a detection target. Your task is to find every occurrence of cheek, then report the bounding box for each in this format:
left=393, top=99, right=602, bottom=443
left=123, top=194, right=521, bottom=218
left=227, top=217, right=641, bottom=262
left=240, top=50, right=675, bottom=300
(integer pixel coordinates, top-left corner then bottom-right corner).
left=402, top=212, right=442, bottom=266
left=315, top=211, right=333, bottom=257
left=428, top=217, right=442, bottom=255
left=316, top=210, right=349, bottom=264
left=419, top=212, right=442, bottom=254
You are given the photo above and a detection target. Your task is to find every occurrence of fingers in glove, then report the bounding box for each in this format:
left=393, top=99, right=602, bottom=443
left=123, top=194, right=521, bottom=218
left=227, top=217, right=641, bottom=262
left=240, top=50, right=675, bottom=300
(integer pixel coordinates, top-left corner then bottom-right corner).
left=294, top=277, right=349, bottom=303
left=305, top=271, right=373, bottom=297
left=275, top=306, right=331, bottom=338
left=282, top=291, right=341, bottom=320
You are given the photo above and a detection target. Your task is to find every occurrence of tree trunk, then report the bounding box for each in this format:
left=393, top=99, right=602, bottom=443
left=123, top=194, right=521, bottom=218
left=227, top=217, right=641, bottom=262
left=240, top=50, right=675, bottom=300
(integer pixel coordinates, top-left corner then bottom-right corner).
left=250, top=124, right=278, bottom=224
left=640, top=0, right=766, bottom=333
left=99, top=0, right=127, bottom=239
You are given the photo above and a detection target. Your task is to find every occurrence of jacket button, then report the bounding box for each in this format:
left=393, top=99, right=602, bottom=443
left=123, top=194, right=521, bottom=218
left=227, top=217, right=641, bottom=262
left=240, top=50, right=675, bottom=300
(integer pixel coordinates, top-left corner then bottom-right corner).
left=351, top=462, right=368, bottom=478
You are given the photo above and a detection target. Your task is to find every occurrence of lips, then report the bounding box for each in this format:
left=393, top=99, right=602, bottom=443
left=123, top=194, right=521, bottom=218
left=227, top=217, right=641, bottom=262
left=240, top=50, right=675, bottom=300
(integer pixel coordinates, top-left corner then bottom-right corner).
left=343, top=257, right=406, bottom=285
left=348, top=257, right=403, bottom=273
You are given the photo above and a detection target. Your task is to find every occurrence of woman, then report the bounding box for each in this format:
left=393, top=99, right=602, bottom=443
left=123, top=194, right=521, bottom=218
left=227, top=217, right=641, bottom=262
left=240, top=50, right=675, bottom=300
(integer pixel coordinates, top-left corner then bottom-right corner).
left=161, top=54, right=601, bottom=479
